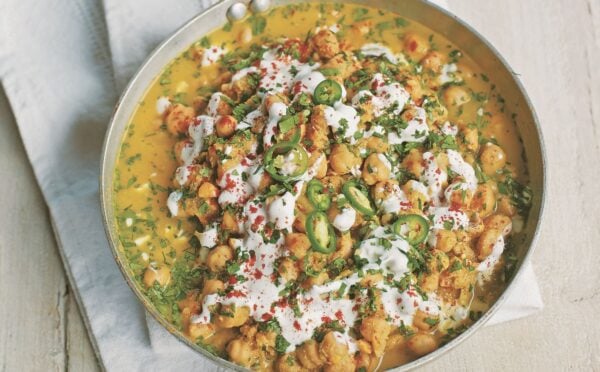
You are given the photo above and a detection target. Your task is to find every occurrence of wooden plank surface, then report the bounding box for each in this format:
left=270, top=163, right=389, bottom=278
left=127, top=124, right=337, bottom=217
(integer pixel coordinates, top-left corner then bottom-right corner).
left=0, top=0, right=599, bottom=371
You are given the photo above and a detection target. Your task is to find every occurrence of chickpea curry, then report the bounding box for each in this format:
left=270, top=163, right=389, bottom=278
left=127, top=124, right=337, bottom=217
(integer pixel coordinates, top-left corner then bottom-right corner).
left=113, top=3, right=533, bottom=371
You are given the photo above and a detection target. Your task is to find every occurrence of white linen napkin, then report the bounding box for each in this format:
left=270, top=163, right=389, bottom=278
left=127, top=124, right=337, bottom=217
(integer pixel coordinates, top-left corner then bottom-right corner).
left=0, top=0, right=542, bottom=370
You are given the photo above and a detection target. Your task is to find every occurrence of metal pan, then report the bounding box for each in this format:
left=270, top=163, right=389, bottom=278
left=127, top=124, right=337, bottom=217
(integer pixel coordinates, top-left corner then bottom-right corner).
left=100, top=0, right=546, bottom=370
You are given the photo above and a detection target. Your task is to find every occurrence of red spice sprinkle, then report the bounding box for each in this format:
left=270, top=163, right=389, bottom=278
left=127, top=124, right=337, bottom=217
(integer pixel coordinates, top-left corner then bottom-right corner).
left=262, top=313, right=272, bottom=321
left=253, top=269, right=263, bottom=280
left=321, top=316, right=332, bottom=323
left=249, top=205, right=258, bottom=213
left=226, top=290, right=245, bottom=299
left=335, top=310, right=344, bottom=321
left=228, top=276, right=238, bottom=284
left=253, top=304, right=258, bottom=311
left=293, top=321, right=301, bottom=331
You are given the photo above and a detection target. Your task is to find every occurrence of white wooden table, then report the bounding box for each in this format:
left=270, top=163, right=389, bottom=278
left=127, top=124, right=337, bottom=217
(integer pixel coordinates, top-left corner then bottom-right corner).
left=1, top=0, right=599, bottom=370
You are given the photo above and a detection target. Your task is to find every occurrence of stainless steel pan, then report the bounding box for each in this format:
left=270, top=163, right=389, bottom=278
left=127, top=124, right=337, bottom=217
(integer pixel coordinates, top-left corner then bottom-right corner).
left=100, top=1, right=546, bottom=369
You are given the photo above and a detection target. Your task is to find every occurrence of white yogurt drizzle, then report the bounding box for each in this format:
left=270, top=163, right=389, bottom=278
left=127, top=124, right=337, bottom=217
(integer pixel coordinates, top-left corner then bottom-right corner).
left=181, top=39, right=505, bottom=351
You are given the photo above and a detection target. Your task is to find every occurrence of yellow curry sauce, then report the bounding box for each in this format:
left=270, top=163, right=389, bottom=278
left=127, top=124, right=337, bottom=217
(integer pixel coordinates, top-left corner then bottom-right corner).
left=113, top=3, right=532, bottom=371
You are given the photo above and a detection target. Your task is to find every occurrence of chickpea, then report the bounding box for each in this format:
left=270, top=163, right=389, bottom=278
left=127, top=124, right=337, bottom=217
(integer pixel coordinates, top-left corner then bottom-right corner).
left=320, top=332, right=353, bottom=368
left=332, top=233, right=353, bottom=260
left=309, top=153, right=328, bottom=179
left=302, top=272, right=329, bottom=289
left=197, top=182, right=219, bottom=199
left=285, top=233, right=311, bottom=259
left=174, top=139, right=193, bottom=165
left=477, top=228, right=501, bottom=260
left=421, top=51, right=446, bottom=73
left=402, top=148, right=425, bottom=177
left=372, top=180, right=399, bottom=204
left=192, top=96, right=208, bottom=113
left=403, top=180, right=430, bottom=210
left=188, top=322, right=215, bottom=340
left=470, top=183, right=496, bottom=218
left=360, top=316, right=391, bottom=357
left=404, top=32, right=429, bottom=61
left=462, top=126, right=480, bottom=153
left=307, top=105, right=330, bottom=151
left=237, top=26, right=253, bottom=45
left=222, top=210, right=240, bottom=233
left=217, top=306, right=250, bottom=328
left=191, top=198, right=220, bottom=225
left=480, top=143, right=507, bottom=176
left=443, top=86, right=471, bottom=107
left=202, top=279, right=224, bottom=297
left=361, top=136, right=389, bottom=153
left=206, top=245, right=233, bottom=272
left=227, top=338, right=255, bottom=367
left=321, top=175, right=345, bottom=194
left=293, top=212, right=308, bottom=233
left=322, top=52, right=360, bottom=80
left=143, top=266, right=171, bottom=288
left=296, top=340, right=325, bottom=369
left=419, top=272, right=440, bottom=292
left=385, top=333, right=406, bottom=352
left=413, top=310, right=439, bottom=331
left=263, top=93, right=288, bottom=112
left=362, top=153, right=391, bottom=185
left=497, top=195, right=517, bottom=216
left=407, top=333, right=438, bottom=356
left=312, top=29, right=340, bottom=59
left=485, top=214, right=512, bottom=235
left=165, top=103, right=195, bottom=135
left=435, top=230, right=457, bottom=252
left=215, top=115, right=237, bottom=138
left=329, top=144, right=360, bottom=175
left=278, top=257, right=300, bottom=281
left=404, top=76, right=426, bottom=103
left=276, top=354, right=303, bottom=372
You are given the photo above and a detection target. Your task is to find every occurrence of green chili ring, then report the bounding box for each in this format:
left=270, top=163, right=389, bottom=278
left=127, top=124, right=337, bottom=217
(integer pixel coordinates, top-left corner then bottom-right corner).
left=264, top=142, right=308, bottom=182
left=314, top=79, right=342, bottom=106
left=342, top=180, right=376, bottom=216
left=393, top=214, right=430, bottom=245
left=305, top=211, right=336, bottom=254
left=306, top=180, right=331, bottom=211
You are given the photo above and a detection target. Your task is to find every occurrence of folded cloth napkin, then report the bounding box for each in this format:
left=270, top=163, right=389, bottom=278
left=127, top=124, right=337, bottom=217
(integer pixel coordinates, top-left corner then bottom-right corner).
left=0, top=0, right=542, bottom=370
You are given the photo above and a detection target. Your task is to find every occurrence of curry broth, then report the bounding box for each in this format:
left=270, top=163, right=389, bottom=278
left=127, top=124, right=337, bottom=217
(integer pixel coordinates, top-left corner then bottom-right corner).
left=113, top=3, right=527, bottom=370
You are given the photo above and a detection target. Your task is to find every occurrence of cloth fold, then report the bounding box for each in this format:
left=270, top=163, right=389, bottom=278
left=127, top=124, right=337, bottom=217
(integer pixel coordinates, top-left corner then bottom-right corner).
left=0, top=0, right=542, bottom=370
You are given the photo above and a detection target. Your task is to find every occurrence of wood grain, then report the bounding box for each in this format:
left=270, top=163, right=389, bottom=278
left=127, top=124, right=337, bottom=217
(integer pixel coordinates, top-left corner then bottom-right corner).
left=0, top=88, right=68, bottom=371
left=0, top=0, right=599, bottom=371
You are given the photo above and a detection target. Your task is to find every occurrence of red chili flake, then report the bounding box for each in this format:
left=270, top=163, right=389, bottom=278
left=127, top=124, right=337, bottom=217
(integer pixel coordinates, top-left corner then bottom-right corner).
left=253, top=304, right=258, bottom=311
left=253, top=269, right=263, bottom=280
left=335, top=310, right=344, bottom=321
left=249, top=205, right=258, bottom=213
left=321, top=316, right=332, bottom=323
left=262, top=313, right=272, bottom=321
left=228, top=276, right=238, bottom=284
left=224, top=174, right=236, bottom=190
left=408, top=40, right=418, bottom=52
left=449, top=203, right=461, bottom=212
left=293, top=321, right=301, bottom=331
left=226, top=290, right=245, bottom=298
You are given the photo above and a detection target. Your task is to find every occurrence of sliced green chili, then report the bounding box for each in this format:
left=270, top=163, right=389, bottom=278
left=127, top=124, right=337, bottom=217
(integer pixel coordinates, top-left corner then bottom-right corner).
left=393, top=214, right=430, bottom=245
left=306, top=180, right=331, bottom=211
left=264, top=142, right=308, bottom=182
left=314, top=79, right=342, bottom=106
left=305, top=211, right=336, bottom=254
left=342, top=180, right=376, bottom=216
